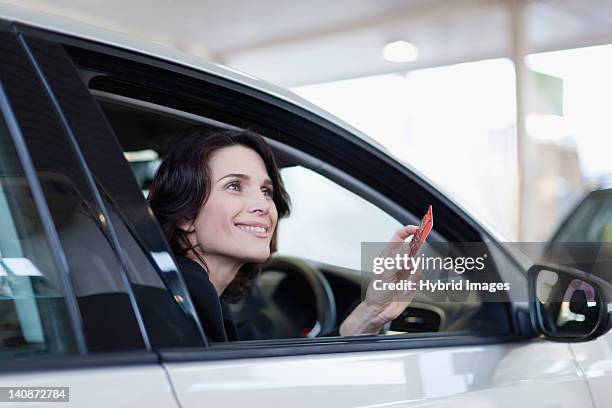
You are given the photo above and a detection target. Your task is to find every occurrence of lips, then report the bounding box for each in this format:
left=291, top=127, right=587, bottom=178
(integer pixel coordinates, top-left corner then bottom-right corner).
left=234, top=221, right=270, bottom=236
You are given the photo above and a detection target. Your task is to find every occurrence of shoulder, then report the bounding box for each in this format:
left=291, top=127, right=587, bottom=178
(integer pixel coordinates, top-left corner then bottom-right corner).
left=175, top=254, right=208, bottom=276
left=174, top=254, right=228, bottom=342
left=175, top=255, right=218, bottom=299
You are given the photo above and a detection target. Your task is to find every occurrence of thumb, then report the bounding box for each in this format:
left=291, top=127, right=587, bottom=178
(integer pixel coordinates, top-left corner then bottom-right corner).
left=390, top=225, right=419, bottom=242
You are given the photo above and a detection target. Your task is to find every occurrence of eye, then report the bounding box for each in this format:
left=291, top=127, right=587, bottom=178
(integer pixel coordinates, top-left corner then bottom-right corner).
left=262, top=187, right=273, bottom=198
left=225, top=181, right=241, bottom=192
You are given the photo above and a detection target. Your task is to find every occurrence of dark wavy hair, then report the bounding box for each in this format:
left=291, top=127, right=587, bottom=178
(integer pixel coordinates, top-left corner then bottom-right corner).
left=148, top=128, right=291, bottom=302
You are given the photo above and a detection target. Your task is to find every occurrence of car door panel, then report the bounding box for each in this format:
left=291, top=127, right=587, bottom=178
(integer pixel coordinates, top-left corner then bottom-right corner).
left=570, top=332, right=612, bottom=408
left=0, top=365, right=177, bottom=407
left=164, top=341, right=591, bottom=408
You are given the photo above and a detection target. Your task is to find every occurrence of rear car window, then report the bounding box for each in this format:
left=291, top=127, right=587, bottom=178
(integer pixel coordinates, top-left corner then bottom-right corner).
left=0, top=110, right=76, bottom=359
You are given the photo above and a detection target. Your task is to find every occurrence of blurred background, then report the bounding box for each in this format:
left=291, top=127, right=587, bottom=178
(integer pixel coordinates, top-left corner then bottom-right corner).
left=8, top=0, right=611, bottom=241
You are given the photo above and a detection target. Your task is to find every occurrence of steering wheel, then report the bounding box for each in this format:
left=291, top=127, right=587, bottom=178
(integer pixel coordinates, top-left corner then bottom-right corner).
left=234, top=255, right=337, bottom=339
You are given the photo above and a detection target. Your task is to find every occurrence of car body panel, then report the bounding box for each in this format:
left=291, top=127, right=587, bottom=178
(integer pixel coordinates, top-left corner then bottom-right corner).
left=571, top=332, right=612, bottom=408
left=0, top=366, right=178, bottom=407
left=164, top=341, right=591, bottom=408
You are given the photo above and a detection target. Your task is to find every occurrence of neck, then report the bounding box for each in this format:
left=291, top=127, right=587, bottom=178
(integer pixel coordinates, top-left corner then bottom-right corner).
left=188, top=251, right=243, bottom=296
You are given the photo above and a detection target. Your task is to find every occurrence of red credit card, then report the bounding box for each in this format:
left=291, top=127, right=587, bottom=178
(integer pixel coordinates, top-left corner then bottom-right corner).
left=408, top=205, right=433, bottom=258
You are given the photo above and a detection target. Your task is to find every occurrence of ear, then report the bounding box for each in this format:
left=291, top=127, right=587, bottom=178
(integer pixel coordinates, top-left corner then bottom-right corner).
left=177, top=219, right=196, bottom=234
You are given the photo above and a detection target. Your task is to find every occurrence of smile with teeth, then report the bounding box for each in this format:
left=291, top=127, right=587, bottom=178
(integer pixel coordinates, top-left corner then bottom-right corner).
left=235, top=224, right=268, bottom=233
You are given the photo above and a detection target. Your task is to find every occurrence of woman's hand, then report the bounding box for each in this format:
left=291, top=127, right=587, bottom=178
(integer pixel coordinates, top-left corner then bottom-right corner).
left=339, top=225, right=422, bottom=336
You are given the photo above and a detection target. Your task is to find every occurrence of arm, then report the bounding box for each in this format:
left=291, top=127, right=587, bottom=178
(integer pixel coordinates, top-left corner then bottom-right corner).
left=339, top=225, right=421, bottom=336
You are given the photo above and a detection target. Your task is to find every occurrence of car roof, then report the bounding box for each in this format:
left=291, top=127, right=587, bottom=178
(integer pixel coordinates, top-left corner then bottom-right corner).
left=594, top=174, right=612, bottom=191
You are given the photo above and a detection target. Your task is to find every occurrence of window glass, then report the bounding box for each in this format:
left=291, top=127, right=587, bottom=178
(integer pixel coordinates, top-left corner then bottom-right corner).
left=100, top=192, right=204, bottom=348
left=33, top=143, right=146, bottom=352
left=0, top=112, right=76, bottom=358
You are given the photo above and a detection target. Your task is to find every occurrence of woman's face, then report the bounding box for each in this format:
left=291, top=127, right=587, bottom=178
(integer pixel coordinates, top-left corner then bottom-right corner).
left=186, top=145, right=278, bottom=264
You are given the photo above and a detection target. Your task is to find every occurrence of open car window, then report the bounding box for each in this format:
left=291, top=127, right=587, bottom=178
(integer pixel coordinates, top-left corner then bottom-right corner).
left=91, top=91, right=510, bottom=341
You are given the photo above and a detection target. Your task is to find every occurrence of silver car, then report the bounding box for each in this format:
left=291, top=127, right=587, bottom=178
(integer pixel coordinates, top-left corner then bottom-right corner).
left=0, top=4, right=611, bottom=407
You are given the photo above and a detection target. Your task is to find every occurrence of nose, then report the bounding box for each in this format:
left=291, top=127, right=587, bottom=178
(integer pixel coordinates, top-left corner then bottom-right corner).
left=248, top=194, right=271, bottom=215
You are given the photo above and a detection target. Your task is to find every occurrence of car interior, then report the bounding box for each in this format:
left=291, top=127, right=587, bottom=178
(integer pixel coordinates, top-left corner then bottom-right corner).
left=91, top=90, right=512, bottom=341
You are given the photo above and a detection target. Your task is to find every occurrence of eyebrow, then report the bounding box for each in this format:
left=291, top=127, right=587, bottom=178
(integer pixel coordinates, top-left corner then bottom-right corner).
left=217, top=173, right=273, bottom=187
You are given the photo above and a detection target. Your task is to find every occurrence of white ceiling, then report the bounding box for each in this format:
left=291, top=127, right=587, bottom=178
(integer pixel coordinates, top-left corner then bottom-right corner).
left=6, top=0, right=612, bottom=86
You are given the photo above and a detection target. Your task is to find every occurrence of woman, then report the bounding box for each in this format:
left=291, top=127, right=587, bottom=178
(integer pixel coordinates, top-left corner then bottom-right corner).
left=148, top=128, right=421, bottom=342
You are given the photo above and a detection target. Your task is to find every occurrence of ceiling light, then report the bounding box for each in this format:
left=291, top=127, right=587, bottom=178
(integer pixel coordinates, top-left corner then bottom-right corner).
left=382, top=40, right=419, bottom=63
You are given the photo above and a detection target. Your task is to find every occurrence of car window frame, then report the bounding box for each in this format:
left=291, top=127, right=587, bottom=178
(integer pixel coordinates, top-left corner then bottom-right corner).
left=11, top=24, right=207, bottom=351
left=10, top=23, right=535, bottom=358
left=0, top=36, right=85, bottom=356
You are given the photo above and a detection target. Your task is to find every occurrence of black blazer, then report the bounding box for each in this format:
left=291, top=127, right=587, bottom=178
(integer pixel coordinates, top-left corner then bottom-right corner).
left=175, top=255, right=255, bottom=342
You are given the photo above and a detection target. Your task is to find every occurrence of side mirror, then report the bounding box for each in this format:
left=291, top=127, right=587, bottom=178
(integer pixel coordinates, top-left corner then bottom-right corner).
left=528, top=263, right=612, bottom=342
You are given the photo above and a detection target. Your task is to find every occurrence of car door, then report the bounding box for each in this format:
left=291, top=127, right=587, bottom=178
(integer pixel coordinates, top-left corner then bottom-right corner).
left=156, top=173, right=591, bottom=407
left=0, top=21, right=178, bottom=407
left=21, top=24, right=598, bottom=407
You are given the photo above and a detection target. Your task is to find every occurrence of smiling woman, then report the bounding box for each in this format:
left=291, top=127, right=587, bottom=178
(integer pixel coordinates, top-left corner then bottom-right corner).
left=147, top=127, right=424, bottom=342
left=147, top=128, right=293, bottom=341
left=148, top=129, right=290, bottom=303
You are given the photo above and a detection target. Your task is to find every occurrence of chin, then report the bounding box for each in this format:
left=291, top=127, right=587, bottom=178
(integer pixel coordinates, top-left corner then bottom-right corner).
left=240, top=248, right=271, bottom=263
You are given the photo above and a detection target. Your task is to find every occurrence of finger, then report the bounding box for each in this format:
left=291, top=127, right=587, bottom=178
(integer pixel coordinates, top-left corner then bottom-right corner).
left=379, top=225, right=419, bottom=260
left=399, top=264, right=422, bottom=282
left=390, top=225, right=419, bottom=242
